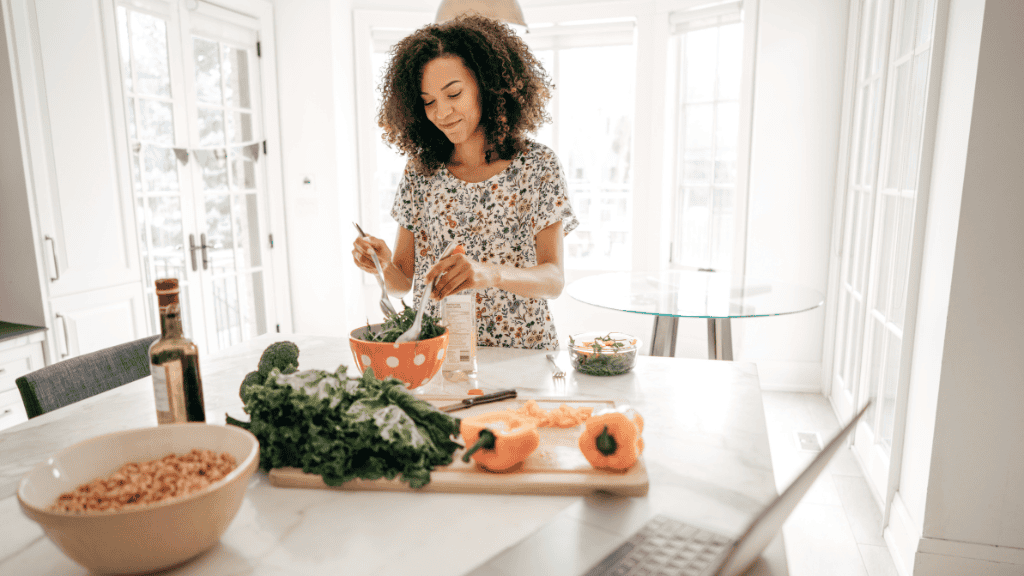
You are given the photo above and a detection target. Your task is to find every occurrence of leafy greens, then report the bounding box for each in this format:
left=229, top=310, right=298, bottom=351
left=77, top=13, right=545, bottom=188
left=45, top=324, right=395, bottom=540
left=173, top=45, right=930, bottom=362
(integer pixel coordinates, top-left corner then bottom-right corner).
left=227, top=345, right=461, bottom=489
left=361, top=302, right=446, bottom=343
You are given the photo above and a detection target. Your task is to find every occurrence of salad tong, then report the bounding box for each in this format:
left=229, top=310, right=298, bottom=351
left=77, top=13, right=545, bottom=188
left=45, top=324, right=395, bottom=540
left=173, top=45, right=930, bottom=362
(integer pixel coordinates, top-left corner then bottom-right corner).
left=353, top=222, right=398, bottom=317
left=395, top=240, right=457, bottom=343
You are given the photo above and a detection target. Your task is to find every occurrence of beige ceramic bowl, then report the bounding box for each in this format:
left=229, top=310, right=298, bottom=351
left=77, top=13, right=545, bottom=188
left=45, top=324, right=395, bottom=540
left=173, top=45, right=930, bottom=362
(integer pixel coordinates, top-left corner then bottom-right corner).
left=18, top=423, right=259, bottom=575
left=349, top=323, right=449, bottom=390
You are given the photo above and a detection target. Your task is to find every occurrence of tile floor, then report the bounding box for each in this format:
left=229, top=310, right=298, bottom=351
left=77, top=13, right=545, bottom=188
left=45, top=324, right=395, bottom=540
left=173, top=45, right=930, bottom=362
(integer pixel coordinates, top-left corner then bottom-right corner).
left=760, top=391, right=900, bottom=576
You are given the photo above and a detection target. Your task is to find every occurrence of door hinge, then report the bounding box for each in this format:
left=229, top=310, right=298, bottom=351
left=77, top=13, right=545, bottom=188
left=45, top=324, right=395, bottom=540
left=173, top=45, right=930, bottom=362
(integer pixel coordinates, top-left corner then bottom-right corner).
left=276, top=324, right=280, bottom=333
left=256, top=41, right=261, bottom=57
left=268, top=233, right=274, bottom=248
left=263, top=140, right=267, bottom=154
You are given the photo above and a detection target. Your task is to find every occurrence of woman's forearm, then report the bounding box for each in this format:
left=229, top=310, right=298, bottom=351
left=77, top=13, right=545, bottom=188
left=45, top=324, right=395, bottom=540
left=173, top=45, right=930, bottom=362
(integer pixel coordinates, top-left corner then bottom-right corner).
left=482, top=261, right=565, bottom=300
left=383, top=260, right=412, bottom=297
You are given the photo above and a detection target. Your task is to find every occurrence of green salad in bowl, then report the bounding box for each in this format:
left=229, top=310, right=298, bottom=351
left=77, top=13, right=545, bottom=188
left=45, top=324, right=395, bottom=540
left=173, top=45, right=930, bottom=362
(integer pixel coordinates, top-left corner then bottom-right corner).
left=568, top=332, right=641, bottom=376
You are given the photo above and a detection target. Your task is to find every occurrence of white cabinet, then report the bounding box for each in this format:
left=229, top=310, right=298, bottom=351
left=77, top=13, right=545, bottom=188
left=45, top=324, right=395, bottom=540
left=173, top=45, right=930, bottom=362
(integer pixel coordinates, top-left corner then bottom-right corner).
left=0, top=329, right=46, bottom=431
left=1, top=0, right=150, bottom=361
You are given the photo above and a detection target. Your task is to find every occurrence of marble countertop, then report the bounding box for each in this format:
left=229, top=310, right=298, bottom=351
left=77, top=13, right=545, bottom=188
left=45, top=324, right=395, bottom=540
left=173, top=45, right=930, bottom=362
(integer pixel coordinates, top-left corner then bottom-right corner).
left=0, top=333, right=785, bottom=575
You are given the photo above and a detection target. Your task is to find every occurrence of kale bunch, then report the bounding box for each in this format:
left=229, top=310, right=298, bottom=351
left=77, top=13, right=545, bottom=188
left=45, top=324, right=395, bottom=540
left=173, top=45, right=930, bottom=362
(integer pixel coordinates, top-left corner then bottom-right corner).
left=361, top=302, right=446, bottom=343
left=227, top=344, right=461, bottom=489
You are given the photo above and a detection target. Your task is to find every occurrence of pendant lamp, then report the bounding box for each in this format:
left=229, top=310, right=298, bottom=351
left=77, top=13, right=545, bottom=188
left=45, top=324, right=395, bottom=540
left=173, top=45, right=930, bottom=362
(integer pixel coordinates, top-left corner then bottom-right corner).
left=434, top=0, right=528, bottom=27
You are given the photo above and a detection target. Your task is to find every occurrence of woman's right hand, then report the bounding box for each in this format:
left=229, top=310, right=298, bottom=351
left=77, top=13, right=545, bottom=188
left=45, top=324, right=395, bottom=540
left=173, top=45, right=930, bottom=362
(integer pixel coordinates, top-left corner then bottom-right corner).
left=352, top=234, right=393, bottom=274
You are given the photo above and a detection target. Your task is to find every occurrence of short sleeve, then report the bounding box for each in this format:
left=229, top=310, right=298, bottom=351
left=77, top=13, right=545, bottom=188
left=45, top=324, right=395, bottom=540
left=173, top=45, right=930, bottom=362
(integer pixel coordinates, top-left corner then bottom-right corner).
left=390, top=161, right=422, bottom=233
left=524, top=144, right=579, bottom=237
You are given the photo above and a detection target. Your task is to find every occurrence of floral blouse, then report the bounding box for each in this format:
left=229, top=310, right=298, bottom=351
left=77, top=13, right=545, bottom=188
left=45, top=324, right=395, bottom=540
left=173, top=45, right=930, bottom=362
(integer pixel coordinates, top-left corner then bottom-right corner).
left=391, top=140, right=579, bottom=350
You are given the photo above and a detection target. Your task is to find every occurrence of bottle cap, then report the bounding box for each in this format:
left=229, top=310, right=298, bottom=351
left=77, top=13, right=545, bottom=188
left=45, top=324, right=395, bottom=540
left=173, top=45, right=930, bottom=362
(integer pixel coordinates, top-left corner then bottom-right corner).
left=155, top=278, right=180, bottom=307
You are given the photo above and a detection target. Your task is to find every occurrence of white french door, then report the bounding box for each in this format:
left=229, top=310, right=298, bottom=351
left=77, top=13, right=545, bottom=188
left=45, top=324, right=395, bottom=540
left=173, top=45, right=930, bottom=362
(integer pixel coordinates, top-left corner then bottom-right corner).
left=113, top=0, right=278, bottom=354
left=829, top=0, right=938, bottom=510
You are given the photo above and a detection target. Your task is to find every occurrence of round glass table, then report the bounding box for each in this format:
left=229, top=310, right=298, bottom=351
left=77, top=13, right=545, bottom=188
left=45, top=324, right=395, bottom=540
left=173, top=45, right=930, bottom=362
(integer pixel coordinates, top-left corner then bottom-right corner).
left=566, top=270, right=825, bottom=359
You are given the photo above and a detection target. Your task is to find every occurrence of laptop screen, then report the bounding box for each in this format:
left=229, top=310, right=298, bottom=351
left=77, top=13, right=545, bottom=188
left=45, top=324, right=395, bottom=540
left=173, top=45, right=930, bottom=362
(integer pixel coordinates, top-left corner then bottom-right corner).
left=715, top=401, right=871, bottom=576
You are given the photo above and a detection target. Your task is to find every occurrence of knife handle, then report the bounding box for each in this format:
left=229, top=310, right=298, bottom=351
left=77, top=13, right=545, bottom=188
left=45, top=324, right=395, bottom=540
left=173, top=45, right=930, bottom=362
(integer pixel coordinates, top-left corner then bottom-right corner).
left=463, top=389, right=516, bottom=407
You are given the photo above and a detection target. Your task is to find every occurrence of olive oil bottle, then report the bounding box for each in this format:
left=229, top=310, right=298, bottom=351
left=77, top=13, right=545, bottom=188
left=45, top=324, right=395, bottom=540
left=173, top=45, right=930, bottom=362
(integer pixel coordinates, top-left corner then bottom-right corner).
left=149, top=278, right=206, bottom=423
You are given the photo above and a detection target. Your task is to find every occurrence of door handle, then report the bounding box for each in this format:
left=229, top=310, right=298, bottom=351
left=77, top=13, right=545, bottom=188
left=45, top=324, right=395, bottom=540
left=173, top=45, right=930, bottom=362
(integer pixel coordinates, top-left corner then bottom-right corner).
left=189, top=234, right=199, bottom=272
left=45, top=235, right=60, bottom=281
left=56, top=312, right=70, bottom=358
left=189, top=234, right=209, bottom=271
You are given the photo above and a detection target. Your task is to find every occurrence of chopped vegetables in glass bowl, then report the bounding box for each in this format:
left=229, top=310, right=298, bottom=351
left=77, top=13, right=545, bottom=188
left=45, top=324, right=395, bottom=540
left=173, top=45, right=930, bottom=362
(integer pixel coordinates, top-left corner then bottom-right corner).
left=568, top=332, right=641, bottom=376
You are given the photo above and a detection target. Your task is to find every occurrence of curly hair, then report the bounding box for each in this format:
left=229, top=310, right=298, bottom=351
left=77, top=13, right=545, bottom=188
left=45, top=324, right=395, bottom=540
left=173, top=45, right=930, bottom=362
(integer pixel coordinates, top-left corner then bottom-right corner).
left=377, top=14, right=553, bottom=173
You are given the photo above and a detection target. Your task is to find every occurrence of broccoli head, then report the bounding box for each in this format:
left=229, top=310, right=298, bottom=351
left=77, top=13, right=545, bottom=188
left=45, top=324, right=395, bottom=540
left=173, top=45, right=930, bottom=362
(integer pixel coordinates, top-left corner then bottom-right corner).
left=258, top=341, right=300, bottom=378
left=240, top=370, right=263, bottom=403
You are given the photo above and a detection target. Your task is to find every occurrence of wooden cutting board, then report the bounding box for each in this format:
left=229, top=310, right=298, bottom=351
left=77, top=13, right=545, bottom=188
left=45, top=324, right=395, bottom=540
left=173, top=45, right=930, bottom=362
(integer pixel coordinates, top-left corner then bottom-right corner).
left=268, top=397, right=649, bottom=497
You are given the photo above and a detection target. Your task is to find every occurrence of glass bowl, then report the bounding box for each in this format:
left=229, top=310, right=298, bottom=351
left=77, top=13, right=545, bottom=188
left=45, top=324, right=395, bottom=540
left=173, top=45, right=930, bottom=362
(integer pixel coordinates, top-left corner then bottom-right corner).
left=568, top=332, right=641, bottom=376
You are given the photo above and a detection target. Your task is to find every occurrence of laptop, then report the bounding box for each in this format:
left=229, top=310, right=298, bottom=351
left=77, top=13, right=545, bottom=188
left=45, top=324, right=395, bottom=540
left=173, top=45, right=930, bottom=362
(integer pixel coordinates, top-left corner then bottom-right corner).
left=581, top=401, right=872, bottom=576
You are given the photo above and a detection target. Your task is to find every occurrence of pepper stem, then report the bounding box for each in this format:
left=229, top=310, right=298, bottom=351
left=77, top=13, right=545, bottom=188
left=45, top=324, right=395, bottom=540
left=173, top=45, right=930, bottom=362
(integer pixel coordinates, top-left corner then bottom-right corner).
left=596, top=426, right=618, bottom=456
left=462, top=429, right=497, bottom=462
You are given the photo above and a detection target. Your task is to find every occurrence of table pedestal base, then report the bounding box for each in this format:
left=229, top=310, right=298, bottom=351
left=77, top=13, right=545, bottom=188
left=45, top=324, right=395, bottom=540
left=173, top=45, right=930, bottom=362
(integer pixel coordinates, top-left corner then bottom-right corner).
left=707, top=317, right=733, bottom=361
left=649, top=316, right=733, bottom=360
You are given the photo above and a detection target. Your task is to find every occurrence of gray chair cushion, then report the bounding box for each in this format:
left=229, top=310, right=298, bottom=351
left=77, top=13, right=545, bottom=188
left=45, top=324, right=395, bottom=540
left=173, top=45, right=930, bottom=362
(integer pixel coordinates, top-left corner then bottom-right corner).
left=16, top=335, right=159, bottom=418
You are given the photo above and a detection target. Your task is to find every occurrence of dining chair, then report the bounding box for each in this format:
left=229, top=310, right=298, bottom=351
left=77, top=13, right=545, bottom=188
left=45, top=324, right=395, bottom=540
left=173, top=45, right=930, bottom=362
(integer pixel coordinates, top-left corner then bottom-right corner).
left=16, top=335, right=159, bottom=418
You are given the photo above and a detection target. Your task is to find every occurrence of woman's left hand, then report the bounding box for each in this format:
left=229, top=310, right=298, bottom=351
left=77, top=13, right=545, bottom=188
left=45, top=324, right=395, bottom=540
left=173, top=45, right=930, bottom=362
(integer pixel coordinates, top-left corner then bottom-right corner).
left=425, top=247, right=497, bottom=300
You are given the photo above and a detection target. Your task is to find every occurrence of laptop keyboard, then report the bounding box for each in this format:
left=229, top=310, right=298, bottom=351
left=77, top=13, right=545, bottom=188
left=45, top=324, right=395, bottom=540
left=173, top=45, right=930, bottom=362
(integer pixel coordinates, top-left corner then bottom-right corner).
left=584, top=515, right=733, bottom=576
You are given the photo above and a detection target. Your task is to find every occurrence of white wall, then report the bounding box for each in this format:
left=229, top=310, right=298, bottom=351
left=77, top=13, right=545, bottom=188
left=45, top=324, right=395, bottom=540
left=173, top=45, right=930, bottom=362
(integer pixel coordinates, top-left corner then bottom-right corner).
left=735, top=0, right=849, bottom=386
left=269, top=0, right=363, bottom=337
left=892, top=0, right=1024, bottom=572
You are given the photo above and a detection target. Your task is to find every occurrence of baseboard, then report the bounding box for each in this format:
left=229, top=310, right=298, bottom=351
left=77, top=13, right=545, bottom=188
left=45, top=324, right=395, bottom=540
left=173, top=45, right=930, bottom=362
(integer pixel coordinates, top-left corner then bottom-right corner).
left=885, top=493, right=920, bottom=576
left=752, top=360, right=822, bottom=393
left=885, top=492, right=1024, bottom=575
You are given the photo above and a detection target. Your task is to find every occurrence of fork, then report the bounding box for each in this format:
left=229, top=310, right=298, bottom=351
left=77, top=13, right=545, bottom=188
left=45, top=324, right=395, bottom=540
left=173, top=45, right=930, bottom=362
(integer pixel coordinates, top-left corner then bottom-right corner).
left=546, top=354, right=566, bottom=384
left=353, top=222, right=398, bottom=317
left=395, top=241, right=457, bottom=343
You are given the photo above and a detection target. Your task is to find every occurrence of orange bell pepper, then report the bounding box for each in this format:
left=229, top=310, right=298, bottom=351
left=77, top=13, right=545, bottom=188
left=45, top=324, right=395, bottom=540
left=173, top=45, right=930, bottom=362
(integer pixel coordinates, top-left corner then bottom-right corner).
left=460, top=411, right=540, bottom=472
left=578, top=405, right=644, bottom=472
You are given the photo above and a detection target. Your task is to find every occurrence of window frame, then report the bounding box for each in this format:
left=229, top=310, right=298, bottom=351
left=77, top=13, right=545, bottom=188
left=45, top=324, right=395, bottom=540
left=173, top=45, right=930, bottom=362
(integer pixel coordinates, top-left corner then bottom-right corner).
left=350, top=0, right=759, bottom=281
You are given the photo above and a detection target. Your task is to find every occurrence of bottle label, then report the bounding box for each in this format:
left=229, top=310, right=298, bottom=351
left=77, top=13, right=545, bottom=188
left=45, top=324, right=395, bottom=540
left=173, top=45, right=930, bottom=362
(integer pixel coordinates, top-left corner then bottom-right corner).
left=443, top=294, right=476, bottom=374
left=152, top=360, right=186, bottom=421
left=151, top=363, right=169, bottom=412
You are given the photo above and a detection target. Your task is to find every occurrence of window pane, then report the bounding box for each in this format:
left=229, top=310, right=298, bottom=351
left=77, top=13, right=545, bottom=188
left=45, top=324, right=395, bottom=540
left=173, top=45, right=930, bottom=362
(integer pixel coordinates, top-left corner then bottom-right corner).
left=557, top=44, right=635, bottom=271
left=885, top=62, right=911, bottom=189
left=130, top=11, right=171, bottom=97
left=222, top=45, right=251, bottom=109
left=116, top=7, right=133, bottom=93
left=717, top=23, right=743, bottom=100
left=144, top=146, right=179, bottom=192
left=197, top=108, right=226, bottom=146
left=672, top=21, right=744, bottom=270
left=898, top=0, right=919, bottom=55
left=231, top=147, right=257, bottom=189
left=902, top=49, right=930, bottom=192
left=196, top=149, right=228, bottom=191
left=139, top=99, right=174, bottom=145
left=685, top=28, right=717, bottom=101
left=227, top=111, right=254, bottom=144
left=194, top=37, right=222, bottom=104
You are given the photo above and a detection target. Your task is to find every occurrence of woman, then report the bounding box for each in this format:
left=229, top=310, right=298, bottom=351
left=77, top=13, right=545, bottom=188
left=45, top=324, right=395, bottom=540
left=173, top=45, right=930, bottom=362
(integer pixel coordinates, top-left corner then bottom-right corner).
left=352, top=14, right=578, bottom=350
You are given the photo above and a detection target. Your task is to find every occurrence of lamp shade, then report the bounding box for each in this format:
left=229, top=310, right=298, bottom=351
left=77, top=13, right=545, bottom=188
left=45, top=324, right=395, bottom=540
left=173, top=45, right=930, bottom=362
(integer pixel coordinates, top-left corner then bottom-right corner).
left=435, top=0, right=527, bottom=27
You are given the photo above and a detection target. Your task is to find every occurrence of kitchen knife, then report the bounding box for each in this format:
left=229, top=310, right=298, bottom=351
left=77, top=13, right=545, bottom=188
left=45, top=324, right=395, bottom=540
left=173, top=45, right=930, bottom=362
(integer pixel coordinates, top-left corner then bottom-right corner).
left=437, top=389, right=517, bottom=413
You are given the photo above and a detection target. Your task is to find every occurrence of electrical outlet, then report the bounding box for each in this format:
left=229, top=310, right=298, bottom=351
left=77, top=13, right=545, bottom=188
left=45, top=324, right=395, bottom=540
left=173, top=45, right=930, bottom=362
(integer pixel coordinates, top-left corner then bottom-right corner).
left=795, top=431, right=822, bottom=452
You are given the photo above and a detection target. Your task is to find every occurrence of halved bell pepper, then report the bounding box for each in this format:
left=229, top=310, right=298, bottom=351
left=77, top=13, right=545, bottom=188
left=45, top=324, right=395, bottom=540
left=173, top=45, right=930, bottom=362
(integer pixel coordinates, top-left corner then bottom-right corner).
left=460, top=411, right=541, bottom=472
left=578, top=405, right=644, bottom=472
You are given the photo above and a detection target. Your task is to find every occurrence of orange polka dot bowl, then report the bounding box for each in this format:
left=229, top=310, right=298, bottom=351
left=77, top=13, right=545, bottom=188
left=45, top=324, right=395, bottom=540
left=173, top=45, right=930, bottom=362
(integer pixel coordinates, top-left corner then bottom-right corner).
left=349, top=324, right=450, bottom=390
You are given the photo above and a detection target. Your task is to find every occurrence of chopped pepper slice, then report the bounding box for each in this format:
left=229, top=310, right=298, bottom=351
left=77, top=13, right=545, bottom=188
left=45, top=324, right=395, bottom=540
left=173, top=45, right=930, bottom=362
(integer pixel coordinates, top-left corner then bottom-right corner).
left=460, top=411, right=540, bottom=472
left=578, top=405, right=644, bottom=472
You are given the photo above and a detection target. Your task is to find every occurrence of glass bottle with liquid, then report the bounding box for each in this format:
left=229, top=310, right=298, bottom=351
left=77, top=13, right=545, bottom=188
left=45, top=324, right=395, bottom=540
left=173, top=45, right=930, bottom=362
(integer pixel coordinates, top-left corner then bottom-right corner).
left=149, top=278, right=206, bottom=423
left=441, top=289, right=478, bottom=383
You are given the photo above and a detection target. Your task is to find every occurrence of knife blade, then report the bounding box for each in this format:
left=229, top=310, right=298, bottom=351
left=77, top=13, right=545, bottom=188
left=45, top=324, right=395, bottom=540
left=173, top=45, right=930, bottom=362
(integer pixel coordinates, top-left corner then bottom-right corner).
left=437, top=389, right=517, bottom=413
